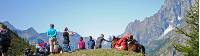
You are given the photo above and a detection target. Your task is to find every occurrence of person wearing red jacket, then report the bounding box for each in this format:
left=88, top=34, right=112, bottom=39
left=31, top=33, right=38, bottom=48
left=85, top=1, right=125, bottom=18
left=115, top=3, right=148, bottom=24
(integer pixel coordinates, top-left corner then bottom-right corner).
left=115, top=34, right=129, bottom=50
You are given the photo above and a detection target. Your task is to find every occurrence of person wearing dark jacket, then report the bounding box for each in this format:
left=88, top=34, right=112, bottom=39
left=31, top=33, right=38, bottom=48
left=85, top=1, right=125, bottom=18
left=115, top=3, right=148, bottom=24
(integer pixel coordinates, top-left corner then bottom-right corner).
left=95, top=34, right=111, bottom=49
left=87, top=36, right=95, bottom=49
left=62, top=27, right=71, bottom=52
left=0, top=24, right=11, bottom=56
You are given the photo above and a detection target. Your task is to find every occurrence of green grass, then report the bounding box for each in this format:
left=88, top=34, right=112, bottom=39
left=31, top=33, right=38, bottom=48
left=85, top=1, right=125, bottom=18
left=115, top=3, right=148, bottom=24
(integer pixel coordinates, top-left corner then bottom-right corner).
left=50, top=49, right=144, bottom=56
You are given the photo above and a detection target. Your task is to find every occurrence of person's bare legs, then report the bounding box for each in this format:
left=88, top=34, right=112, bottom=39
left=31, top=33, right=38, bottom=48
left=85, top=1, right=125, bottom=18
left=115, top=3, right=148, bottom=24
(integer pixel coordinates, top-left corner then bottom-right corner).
left=53, top=40, right=58, bottom=54
left=53, top=41, right=56, bottom=54
left=49, top=38, right=54, bottom=54
left=2, top=52, right=7, bottom=56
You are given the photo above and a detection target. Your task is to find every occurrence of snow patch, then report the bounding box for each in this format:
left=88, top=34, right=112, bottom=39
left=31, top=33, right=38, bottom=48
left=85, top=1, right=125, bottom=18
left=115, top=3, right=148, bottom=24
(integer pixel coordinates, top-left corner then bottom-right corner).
left=163, top=25, right=174, bottom=36
left=157, top=24, right=175, bottom=40
left=177, top=16, right=182, bottom=20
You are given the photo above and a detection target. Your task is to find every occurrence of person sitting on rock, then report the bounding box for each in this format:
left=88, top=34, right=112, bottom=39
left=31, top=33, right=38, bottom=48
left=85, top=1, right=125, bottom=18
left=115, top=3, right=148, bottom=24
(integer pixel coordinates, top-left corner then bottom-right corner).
left=78, top=37, right=85, bottom=50
left=87, top=36, right=95, bottom=49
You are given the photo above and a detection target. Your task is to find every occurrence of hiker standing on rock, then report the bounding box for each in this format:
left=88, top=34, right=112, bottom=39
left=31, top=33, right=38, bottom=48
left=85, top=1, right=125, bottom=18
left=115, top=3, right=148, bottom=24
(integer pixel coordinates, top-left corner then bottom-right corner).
left=0, top=24, right=11, bottom=56
left=62, top=27, right=71, bottom=52
left=95, top=34, right=111, bottom=49
left=47, top=24, right=57, bottom=54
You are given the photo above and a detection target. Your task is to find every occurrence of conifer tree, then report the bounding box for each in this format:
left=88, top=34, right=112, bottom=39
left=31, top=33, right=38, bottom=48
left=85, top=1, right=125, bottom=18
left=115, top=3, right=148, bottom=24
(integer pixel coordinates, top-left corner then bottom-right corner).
left=174, top=0, right=199, bottom=56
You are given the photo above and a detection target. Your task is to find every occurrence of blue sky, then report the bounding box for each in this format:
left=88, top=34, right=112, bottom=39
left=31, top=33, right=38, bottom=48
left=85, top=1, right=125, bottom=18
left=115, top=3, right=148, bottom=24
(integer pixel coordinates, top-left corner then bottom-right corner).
left=0, top=0, right=164, bottom=37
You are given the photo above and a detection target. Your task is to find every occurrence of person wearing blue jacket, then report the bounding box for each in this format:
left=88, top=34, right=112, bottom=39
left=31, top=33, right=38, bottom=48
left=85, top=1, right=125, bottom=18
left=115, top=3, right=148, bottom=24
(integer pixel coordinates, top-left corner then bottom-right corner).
left=47, top=24, right=57, bottom=54
left=87, top=36, right=95, bottom=49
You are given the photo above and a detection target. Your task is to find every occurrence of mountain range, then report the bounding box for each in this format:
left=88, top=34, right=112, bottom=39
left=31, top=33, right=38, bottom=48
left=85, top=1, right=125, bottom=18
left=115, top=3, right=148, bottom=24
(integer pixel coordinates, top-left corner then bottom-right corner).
left=124, top=0, right=195, bottom=55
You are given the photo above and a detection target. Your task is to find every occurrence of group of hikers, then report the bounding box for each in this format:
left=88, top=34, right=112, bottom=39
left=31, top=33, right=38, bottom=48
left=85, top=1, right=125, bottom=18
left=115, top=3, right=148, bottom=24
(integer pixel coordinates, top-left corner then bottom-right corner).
left=0, top=23, right=145, bottom=56
left=45, top=24, right=144, bottom=55
left=26, top=24, right=113, bottom=56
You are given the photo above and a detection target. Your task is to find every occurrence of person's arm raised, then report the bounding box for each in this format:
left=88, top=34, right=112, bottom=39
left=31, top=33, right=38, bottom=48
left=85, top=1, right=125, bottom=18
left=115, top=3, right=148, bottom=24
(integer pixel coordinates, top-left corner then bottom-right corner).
left=103, top=38, right=112, bottom=42
left=68, top=31, right=76, bottom=36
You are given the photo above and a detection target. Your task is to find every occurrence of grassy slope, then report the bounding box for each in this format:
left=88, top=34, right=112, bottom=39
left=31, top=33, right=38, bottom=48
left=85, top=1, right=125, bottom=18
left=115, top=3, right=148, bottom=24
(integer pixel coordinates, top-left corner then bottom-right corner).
left=50, top=49, right=144, bottom=56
